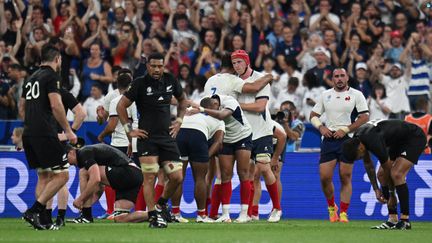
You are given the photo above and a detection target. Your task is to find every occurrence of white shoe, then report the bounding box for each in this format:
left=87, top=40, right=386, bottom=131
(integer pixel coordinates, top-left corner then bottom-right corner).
left=250, top=215, right=259, bottom=221
left=235, top=214, right=251, bottom=223
left=196, top=215, right=215, bottom=223
left=174, top=213, right=189, bottom=223
left=215, top=214, right=231, bottom=223
left=267, top=209, right=282, bottom=223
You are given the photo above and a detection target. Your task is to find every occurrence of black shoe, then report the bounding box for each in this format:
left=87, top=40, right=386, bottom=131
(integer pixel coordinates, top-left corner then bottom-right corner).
left=42, top=223, right=60, bottom=231
left=55, top=216, right=65, bottom=227
left=22, top=210, right=45, bottom=230
left=67, top=214, right=93, bottom=224
left=392, top=220, right=412, bottom=230
left=156, top=204, right=175, bottom=223
left=148, top=213, right=168, bottom=228
left=371, top=221, right=396, bottom=229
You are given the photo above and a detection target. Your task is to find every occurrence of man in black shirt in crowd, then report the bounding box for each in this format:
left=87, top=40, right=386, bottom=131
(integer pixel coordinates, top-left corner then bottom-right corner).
left=117, top=52, right=188, bottom=228
left=342, top=119, right=427, bottom=230
left=20, top=44, right=77, bottom=230
left=66, top=143, right=149, bottom=223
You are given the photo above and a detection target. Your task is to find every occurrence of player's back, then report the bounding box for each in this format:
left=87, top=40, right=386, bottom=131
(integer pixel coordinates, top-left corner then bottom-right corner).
left=22, top=66, right=61, bottom=137
left=78, top=144, right=133, bottom=169
left=204, top=73, right=244, bottom=98
left=109, top=96, right=138, bottom=147
left=181, top=113, right=225, bottom=140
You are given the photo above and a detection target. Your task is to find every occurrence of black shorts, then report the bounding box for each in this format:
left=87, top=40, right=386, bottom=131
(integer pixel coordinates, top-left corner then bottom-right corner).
left=319, top=135, right=351, bottom=164
left=251, top=135, right=273, bottom=161
left=177, top=128, right=209, bottom=163
left=137, top=136, right=181, bottom=162
left=22, top=136, right=68, bottom=170
left=220, top=134, right=253, bottom=155
left=106, top=165, right=143, bottom=203
left=388, top=126, right=427, bottom=164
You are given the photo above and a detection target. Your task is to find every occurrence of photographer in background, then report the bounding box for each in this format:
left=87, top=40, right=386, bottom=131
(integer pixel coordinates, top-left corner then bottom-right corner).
left=275, top=100, right=305, bottom=153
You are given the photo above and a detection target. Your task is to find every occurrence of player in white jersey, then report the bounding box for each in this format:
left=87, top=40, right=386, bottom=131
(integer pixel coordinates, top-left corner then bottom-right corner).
left=95, top=69, right=145, bottom=219
left=172, top=97, right=225, bottom=223
left=203, top=53, right=273, bottom=220
left=190, top=94, right=252, bottom=223
left=231, top=50, right=281, bottom=223
left=309, top=68, right=369, bottom=223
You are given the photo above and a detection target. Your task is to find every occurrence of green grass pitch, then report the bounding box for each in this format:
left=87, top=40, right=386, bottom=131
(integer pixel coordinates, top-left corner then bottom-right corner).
left=1, top=219, right=431, bottom=243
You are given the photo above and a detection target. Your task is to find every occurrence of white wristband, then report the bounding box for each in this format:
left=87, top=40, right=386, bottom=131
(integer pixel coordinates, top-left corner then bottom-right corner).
left=340, top=126, right=350, bottom=133
left=123, top=124, right=132, bottom=133
left=310, top=116, right=323, bottom=129
left=199, top=107, right=205, bottom=113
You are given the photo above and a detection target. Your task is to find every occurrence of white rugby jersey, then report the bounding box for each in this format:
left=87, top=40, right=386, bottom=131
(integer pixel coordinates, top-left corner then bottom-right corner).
left=237, top=71, right=273, bottom=140
left=204, top=73, right=245, bottom=98
left=181, top=113, right=225, bottom=140
left=218, top=95, right=252, bottom=143
left=312, top=87, right=368, bottom=132
left=103, top=89, right=121, bottom=111
left=109, top=95, right=138, bottom=151
left=271, top=120, right=285, bottom=145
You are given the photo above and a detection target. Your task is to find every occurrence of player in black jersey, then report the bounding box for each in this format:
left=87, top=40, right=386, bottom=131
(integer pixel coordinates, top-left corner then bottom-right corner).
left=342, top=119, right=427, bottom=230
left=117, top=52, right=188, bottom=228
left=66, top=144, right=150, bottom=224
left=20, top=44, right=77, bottom=230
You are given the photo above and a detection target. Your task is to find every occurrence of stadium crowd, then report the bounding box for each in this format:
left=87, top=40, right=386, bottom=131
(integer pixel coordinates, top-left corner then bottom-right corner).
left=2, top=0, right=432, bottom=231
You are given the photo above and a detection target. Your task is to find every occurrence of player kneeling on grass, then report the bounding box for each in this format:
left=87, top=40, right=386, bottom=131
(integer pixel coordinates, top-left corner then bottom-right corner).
left=67, top=143, right=150, bottom=224
left=342, top=119, right=427, bottom=230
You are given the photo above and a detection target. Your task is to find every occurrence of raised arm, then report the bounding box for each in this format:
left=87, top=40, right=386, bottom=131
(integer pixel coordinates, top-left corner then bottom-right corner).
left=241, top=74, right=273, bottom=93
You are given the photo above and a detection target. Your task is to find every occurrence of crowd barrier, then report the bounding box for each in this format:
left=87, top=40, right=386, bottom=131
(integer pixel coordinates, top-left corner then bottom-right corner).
left=1, top=152, right=431, bottom=220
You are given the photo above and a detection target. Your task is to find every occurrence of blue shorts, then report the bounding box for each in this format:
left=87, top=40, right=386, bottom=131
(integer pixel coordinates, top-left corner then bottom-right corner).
left=220, top=134, right=253, bottom=155
left=176, top=128, right=209, bottom=163
left=251, top=135, right=273, bottom=161
left=319, top=136, right=351, bottom=164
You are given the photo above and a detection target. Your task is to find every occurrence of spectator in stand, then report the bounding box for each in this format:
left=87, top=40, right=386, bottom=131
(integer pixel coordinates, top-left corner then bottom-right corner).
left=349, top=62, right=372, bottom=99
left=112, top=22, right=137, bottom=69
left=276, top=25, right=302, bottom=71
left=385, top=30, right=405, bottom=63
left=7, top=63, right=26, bottom=119
left=297, top=33, right=323, bottom=74
left=108, top=6, right=126, bottom=39
left=0, top=69, right=10, bottom=119
left=304, top=46, right=334, bottom=88
left=274, top=77, right=304, bottom=113
left=399, top=32, right=432, bottom=111
left=367, top=42, right=386, bottom=81
left=341, top=32, right=366, bottom=73
left=178, top=64, right=193, bottom=97
left=49, top=0, right=85, bottom=37
left=81, top=43, right=113, bottom=100
left=266, top=19, right=285, bottom=54
left=276, top=57, right=303, bottom=99
left=83, top=84, right=105, bottom=121
left=166, top=13, right=200, bottom=51
left=321, top=28, right=341, bottom=66
left=133, top=36, right=164, bottom=78
left=254, top=40, right=274, bottom=71
left=367, top=83, right=391, bottom=120
left=300, top=71, right=326, bottom=122
left=194, top=45, right=220, bottom=78
left=189, top=75, right=206, bottom=104
left=362, top=2, right=385, bottom=41
left=309, top=0, right=341, bottom=33
left=11, top=126, right=24, bottom=151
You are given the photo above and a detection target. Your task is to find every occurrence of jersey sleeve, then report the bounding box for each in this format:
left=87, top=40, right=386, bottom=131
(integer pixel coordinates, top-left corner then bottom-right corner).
left=173, top=76, right=184, bottom=99
left=222, top=96, right=239, bottom=111
left=123, top=78, right=140, bottom=102
left=217, top=120, right=225, bottom=132
left=230, top=76, right=245, bottom=94
left=77, top=148, right=97, bottom=170
left=61, top=90, right=79, bottom=111
left=46, top=73, right=61, bottom=94
left=256, top=84, right=271, bottom=100
left=311, top=92, right=325, bottom=115
left=109, top=98, right=119, bottom=117
left=355, top=90, right=369, bottom=113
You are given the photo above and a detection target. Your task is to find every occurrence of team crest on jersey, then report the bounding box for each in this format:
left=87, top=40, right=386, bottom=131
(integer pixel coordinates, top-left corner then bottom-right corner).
left=345, top=96, right=351, bottom=101
left=146, top=87, right=153, bottom=95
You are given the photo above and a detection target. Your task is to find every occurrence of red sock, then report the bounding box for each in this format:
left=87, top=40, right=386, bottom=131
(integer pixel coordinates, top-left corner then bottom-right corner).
left=327, top=196, right=335, bottom=207
left=105, top=186, right=116, bottom=214
left=154, top=184, right=164, bottom=203
left=134, top=186, right=146, bottom=211
left=197, top=209, right=206, bottom=217
left=252, top=205, right=259, bottom=216
left=210, top=184, right=222, bottom=217
left=266, top=182, right=281, bottom=210
left=247, top=181, right=255, bottom=216
left=240, top=180, right=251, bottom=205
left=172, top=206, right=180, bottom=214
left=220, top=181, right=232, bottom=205
left=205, top=198, right=211, bottom=216
left=340, top=201, right=350, bottom=213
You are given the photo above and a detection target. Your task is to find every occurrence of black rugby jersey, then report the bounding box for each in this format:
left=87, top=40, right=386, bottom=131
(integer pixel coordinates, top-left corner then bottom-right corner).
left=56, top=89, right=79, bottom=133
left=124, top=72, right=183, bottom=137
left=22, top=66, right=61, bottom=137
left=77, top=144, right=133, bottom=170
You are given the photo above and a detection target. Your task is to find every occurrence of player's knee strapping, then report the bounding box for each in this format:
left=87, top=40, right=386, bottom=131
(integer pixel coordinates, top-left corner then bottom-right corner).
left=50, top=163, right=70, bottom=174
left=163, top=161, right=183, bottom=174
left=141, top=163, right=159, bottom=173
left=256, top=153, right=271, bottom=164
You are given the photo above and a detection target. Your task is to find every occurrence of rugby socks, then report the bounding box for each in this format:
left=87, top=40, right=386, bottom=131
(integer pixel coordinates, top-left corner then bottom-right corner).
left=220, top=181, right=232, bottom=216
left=266, top=182, right=281, bottom=210
left=134, top=186, right=146, bottom=211
left=172, top=206, right=180, bottom=215
left=46, top=208, right=52, bottom=220
left=240, top=180, right=251, bottom=205
left=154, top=184, right=165, bottom=203
left=340, top=201, right=349, bottom=213
left=58, top=209, right=66, bottom=220
left=381, top=186, right=398, bottom=216
left=197, top=209, right=206, bottom=217
left=40, top=208, right=52, bottom=225
left=326, top=196, right=335, bottom=207
left=29, top=201, right=45, bottom=213
left=396, top=183, right=410, bottom=217
left=209, top=182, right=222, bottom=218
left=247, top=181, right=255, bottom=216
left=82, top=207, right=93, bottom=220
left=251, top=205, right=259, bottom=217
left=105, top=186, right=116, bottom=214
